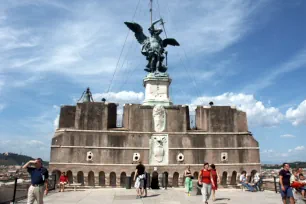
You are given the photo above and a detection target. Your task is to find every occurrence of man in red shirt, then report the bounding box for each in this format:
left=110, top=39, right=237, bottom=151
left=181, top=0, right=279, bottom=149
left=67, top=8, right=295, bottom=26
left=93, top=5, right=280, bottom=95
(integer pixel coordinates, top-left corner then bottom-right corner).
left=59, top=172, right=69, bottom=192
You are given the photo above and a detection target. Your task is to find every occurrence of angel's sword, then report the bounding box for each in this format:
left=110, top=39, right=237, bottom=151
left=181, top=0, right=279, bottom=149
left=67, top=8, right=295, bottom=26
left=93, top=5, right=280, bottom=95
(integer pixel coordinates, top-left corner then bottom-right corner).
left=150, top=0, right=153, bottom=26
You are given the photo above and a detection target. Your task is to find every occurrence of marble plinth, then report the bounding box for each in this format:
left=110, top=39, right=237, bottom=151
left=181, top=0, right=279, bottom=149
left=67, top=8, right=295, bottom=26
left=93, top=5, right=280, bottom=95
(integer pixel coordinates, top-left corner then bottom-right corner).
left=143, top=73, right=172, bottom=106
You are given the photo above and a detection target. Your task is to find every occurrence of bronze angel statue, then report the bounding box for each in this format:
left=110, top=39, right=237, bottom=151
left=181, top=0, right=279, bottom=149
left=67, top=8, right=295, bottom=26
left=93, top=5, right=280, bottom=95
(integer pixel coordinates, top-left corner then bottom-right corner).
left=124, top=19, right=180, bottom=73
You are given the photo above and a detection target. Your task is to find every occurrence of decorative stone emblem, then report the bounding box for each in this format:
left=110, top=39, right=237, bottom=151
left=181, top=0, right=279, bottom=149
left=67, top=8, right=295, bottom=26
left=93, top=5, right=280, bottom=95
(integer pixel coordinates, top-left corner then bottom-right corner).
left=152, top=105, right=166, bottom=132
left=149, top=134, right=168, bottom=165
left=133, top=153, right=140, bottom=162
left=86, top=151, right=93, bottom=161
left=177, top=153, right=184, bottom=162
left=221, top=152, right=228, bottom=162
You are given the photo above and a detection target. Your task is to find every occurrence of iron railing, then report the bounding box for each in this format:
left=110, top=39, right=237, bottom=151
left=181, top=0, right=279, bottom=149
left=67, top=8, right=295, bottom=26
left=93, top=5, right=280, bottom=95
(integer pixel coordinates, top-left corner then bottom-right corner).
left=0, top=174, right=56, bottom=204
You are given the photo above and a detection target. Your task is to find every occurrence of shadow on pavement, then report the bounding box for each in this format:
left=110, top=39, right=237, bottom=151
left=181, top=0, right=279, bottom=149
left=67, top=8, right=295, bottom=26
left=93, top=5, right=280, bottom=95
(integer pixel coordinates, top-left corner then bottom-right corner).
left=215, top=197, right=231, bottom=201
left=143, top=194, right=160, bottom=198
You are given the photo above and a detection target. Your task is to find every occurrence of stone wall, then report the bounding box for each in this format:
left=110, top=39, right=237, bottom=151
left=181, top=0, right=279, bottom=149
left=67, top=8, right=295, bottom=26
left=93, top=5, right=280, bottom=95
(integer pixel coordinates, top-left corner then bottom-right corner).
left=50, top=131, right=259, bottom=164
left=50, top=103, right=260, bottom=187
left=195, top=106, right=248, bottom=132
left=123, top=104, right=189, bottom=132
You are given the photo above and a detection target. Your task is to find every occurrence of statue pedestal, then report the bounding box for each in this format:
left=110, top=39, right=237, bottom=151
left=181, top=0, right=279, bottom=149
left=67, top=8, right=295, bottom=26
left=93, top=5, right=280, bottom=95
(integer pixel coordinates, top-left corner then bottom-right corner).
left=143, top=73, right=173, bottom=106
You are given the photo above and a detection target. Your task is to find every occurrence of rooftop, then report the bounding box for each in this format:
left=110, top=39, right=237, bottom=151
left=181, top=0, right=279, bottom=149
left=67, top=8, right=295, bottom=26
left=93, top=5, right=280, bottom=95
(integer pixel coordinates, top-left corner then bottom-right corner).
left=40, top=188, right=280, bottom=204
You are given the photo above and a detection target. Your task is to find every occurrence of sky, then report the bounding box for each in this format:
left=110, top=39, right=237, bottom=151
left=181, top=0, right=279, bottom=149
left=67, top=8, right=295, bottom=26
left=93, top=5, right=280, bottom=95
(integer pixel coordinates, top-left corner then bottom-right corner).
left=0, top=0, right=306, bottom=164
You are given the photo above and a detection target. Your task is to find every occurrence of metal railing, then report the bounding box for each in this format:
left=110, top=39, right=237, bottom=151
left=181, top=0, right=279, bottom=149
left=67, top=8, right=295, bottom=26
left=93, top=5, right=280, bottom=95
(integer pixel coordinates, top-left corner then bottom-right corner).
left=273, top=176, right=279, bottom=193
left=0, top=174, right=56, bottom=204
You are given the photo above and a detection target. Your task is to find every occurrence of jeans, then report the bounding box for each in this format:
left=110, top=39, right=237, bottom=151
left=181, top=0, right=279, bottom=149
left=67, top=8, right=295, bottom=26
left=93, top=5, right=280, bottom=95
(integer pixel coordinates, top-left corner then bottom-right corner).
left=241, top=182, right=255, bottom=191
left=201, top=183, right=212, bottom=202
left=254, top=180, right=263, bottom=191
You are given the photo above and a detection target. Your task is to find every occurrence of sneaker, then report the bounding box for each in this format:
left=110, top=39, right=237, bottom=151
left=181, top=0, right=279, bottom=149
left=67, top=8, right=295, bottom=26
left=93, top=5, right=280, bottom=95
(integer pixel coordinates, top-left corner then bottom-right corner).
left=136, top=196, right=139, bottom=199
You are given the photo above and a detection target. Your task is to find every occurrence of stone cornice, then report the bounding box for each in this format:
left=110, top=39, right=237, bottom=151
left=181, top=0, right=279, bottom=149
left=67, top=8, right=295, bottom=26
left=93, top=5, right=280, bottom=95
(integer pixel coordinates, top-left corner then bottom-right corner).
left=49, top=162, right=261, bottom=166
left=51, top=145, right=259, bottom=150
left=54, top=128, right=251, bottom=135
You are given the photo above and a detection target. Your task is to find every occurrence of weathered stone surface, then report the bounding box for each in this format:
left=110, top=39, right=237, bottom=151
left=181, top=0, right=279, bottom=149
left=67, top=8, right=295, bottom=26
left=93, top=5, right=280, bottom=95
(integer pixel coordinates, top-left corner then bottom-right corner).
left=123, top=104, right=189, bottom=132
left=143, top=75, right=172, bottom=106
left=195, top=106, right=248, bottom=132
left=74, top=102, right=117, bottom=130
left=50, top=104, right=260, bottom=187
left=59, top=106, right=76, bottom=128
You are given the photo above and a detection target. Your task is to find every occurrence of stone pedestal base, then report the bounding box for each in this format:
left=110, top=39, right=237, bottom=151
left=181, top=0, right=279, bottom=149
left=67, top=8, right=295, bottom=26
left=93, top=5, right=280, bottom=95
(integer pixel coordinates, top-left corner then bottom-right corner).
left=143, top=73, right=172, bottom=106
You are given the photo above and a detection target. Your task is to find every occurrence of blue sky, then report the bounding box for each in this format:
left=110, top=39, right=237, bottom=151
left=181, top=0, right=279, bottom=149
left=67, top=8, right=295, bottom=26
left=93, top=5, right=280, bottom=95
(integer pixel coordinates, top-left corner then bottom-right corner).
left=0, top=0, right=306, bottom=163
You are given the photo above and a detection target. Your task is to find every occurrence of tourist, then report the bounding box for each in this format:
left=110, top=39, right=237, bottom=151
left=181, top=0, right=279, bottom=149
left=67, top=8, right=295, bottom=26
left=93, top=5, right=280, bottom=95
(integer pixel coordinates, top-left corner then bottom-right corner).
left=59, top=172, right=69, bottom=192
left=298, top=174, right=306, bottom=198
left=22, top=158, right=49, bottom=204
left=279, top=163, right=295, bottom=204
left=210, top=164, right=220, bottom=201
left=198, top=163, right=215, bottom=204
left=298, top=167, right=304, bottom=175
left=184, top=166, right=193, bottom=196
left=239, top=171, right=255, bottom=192
left=134, top=161, right=146, bottom=199
left=253, top=172, right=263, bottom=191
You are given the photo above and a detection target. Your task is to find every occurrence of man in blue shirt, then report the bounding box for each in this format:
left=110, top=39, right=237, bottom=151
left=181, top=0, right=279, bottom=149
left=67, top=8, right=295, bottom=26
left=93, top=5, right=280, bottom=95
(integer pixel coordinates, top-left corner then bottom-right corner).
left=22, top=158, right=49, bottom=204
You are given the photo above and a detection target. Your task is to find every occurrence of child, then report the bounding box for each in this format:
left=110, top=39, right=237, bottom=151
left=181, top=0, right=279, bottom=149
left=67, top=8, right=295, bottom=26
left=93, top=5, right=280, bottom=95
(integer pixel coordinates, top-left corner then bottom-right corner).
left=299, top=174, right=306, bottom=198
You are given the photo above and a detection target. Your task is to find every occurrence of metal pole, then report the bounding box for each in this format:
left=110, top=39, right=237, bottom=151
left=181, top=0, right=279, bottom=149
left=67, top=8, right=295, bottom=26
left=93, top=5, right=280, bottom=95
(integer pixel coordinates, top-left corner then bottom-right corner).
left=273, top=176, right=277, bottom=193
left=12, top=177, right=18, bottom=203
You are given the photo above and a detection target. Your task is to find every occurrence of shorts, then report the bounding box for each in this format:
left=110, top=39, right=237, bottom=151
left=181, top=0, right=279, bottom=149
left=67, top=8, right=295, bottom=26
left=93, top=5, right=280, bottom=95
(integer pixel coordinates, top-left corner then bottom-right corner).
left=134, top=175, right=145, bottom=189
left=280, top=185, right=294, bottom=198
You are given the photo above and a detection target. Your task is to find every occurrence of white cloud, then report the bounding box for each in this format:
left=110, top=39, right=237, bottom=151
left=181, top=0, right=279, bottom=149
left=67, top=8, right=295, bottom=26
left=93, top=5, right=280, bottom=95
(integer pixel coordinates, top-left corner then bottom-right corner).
left=92, top=91, right=144, bottom=104
left=262, top=149, right=274, bottom=154
left=0, top=0, right=273, bottom=87
left=166, top=0, right=269, bottom=54
left=294, top=146, right=305, bottom=151
left=92, top=91, right=144, bottom=115
left=191, top=92, right=284, bottom=127
left=53, top=114, right=59, bottom=130
left=286, top=100, right=306, bottom=126
left=244, top=48, right=306, bottom=93
left=280, top=134, right=296, bottom=138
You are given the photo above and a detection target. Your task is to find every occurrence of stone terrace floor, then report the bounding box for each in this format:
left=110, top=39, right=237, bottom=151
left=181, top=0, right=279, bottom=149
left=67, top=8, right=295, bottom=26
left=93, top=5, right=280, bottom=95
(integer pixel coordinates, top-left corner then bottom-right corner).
left=18, top=188, right=281, bottom=204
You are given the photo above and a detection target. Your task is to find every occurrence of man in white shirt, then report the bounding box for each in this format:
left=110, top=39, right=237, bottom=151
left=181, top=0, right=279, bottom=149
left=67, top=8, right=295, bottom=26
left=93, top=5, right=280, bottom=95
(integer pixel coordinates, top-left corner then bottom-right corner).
left=240, top=171, right=255, bottom=192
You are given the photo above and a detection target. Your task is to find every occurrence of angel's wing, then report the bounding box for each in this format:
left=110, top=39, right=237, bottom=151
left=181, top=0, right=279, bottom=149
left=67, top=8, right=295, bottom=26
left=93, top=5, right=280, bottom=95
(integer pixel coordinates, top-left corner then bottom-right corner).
left=163, top=38, right=180, bottom=47
left=124, top=22, right=148, bottom=44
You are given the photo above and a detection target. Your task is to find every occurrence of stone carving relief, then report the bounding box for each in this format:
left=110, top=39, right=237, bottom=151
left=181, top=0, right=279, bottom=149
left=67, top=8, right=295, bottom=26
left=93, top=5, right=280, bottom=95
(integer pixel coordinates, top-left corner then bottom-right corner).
left=86, top=151, right=93, bottom=161
left=149, top=134, right=168, bottom=165
left=152, top=105, right=166, bottom=132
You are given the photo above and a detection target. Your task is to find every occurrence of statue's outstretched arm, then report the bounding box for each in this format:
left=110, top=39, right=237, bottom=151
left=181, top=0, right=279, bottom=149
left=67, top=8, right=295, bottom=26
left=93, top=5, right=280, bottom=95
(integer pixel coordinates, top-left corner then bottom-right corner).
left=151, top=18, right=163, bottom=27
